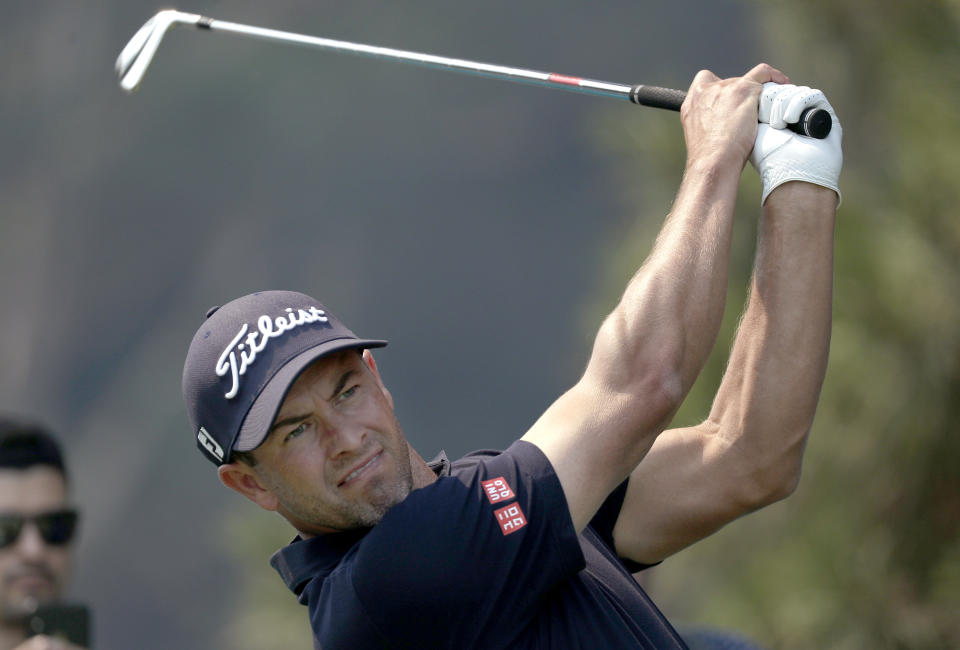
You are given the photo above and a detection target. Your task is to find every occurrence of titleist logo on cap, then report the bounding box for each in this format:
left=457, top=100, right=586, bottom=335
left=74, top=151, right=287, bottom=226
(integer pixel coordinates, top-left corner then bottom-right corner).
left=215, top=306, right=329, bottom=399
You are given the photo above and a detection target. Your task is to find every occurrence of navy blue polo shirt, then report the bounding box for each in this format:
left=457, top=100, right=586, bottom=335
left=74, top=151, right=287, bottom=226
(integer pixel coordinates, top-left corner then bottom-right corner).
left=270, top=440, right=688, bottom=649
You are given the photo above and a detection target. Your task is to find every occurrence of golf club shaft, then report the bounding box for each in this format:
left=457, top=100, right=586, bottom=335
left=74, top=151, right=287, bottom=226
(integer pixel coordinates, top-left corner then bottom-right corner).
left=200, top=17, right=682, bottom=107
left=200, top=18, right=829, bottom=138
left=123, top=12, right=831, bottom=138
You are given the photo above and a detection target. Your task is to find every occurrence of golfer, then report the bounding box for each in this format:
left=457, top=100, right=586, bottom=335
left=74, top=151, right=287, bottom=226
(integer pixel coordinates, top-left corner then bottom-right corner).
left=182, top=63, right=841, bottom=648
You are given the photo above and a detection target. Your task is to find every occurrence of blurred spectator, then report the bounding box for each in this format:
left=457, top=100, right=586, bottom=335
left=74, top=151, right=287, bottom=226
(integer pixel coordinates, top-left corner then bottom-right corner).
left=0, top=420, right=86, bottom=650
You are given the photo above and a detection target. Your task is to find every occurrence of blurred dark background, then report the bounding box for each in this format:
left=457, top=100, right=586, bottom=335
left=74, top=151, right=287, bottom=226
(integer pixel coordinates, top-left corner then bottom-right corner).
left=2, top=2, right=957, bottom=648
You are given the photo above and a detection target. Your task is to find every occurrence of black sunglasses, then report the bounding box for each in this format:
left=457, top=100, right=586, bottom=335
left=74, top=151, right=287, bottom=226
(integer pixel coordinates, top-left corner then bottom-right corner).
left=0, top=510, right=79, bottom=548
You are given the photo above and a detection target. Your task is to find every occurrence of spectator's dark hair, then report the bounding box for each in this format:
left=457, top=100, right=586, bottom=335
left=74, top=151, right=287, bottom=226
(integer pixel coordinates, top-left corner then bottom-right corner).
left=0, top=418, right=67, bottom=481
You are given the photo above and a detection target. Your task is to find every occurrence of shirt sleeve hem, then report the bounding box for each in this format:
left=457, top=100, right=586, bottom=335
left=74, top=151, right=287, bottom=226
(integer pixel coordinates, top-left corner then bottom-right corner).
left=507, top=440, right=586, bottom=576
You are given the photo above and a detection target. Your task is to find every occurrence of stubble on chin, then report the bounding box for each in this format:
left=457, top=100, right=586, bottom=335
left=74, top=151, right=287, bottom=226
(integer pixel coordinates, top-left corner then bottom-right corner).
left=350, top=467, right=414, bottom=527
left=344, top=453, right=416, bottom=529
left=293, top=439, right=416, bottom=533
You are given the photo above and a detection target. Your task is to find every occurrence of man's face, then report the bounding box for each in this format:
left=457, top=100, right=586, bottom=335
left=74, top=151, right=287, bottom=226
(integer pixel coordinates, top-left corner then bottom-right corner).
left=246, top=350, right=414, bottom=535
left=0, top=467, right=74, bottom=620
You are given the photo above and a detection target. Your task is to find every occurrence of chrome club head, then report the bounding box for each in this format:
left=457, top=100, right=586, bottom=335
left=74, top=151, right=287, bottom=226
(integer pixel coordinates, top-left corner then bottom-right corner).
left=116, top=10, right=202, bottom=92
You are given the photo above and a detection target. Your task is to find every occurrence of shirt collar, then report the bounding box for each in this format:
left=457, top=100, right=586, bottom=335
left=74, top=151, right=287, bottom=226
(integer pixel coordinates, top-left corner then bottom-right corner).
left=426, top=449, right=450, bottom=477
left=269, top=528, right=369, bottom=599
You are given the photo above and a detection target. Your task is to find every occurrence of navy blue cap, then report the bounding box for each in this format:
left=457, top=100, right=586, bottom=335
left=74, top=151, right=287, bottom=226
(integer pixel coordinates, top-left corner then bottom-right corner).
left=182, top=291, right=387, bottom=466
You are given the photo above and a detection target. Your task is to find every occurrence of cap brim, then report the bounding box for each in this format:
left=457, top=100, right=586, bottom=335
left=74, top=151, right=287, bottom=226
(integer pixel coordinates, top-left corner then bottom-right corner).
left=233, top=337, right=387, bottom=454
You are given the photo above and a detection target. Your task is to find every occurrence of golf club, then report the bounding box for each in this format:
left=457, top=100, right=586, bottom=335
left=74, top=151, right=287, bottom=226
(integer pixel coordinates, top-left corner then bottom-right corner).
left=116, top=9, right=832, bottom=139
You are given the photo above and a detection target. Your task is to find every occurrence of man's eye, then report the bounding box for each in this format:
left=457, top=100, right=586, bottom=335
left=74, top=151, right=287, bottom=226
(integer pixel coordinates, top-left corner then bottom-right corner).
left=338, top=386, right=358, bottom=402
left=285, top=423, right=307, bottom=442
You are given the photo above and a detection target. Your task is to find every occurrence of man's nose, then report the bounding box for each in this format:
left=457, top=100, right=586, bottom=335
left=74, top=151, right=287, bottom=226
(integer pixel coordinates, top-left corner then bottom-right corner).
left=326, top=421, right=367, bottom=457
left=15, top=523, right=48, bottom=559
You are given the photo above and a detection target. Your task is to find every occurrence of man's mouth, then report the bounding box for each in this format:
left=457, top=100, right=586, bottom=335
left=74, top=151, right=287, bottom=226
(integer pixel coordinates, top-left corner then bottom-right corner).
left=338, top=450, right=383, bottom=487
left=5, top=569, right=55, bottom=594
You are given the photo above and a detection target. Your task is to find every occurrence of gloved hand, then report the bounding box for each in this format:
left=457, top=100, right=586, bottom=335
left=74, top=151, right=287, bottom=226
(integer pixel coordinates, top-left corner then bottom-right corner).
left=749, top=82, right=843, bottom=205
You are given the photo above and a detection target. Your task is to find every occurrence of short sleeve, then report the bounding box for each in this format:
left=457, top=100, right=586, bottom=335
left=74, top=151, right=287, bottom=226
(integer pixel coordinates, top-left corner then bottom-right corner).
left=349, top=440, right=585, bottom=649
left=589, top=479, right=630, bottom=548
left=587, top=478, right=660, bottom=574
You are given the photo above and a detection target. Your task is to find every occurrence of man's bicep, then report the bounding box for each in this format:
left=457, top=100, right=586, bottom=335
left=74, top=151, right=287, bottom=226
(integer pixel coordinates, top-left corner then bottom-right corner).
left=611, top=422, right=757, bottom=564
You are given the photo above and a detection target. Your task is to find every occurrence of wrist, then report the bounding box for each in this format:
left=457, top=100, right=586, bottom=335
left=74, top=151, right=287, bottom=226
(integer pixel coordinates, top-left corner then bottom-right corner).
left=683, top=153, right=744, bottom=188
left=764, top=179, right=839, bottom=209
left=762, top=182, right=840, bottom=234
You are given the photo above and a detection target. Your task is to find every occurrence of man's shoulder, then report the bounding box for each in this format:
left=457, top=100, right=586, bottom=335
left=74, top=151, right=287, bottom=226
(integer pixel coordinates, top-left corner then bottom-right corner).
left=343, top=440, right=585, bottom=648
left=448, top=440, right=555, bottom=481
left=359, top=439, right=575, bottom=566
left=448, top=447, right=501, bottom=474
left=425, top=447, right=507, bottom=479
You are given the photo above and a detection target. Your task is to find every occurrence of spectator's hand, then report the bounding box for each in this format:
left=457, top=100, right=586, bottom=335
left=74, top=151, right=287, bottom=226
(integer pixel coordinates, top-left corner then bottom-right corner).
left=13, top=635, right=87, bottom=650
left=749, top=82, right=843, bottom=205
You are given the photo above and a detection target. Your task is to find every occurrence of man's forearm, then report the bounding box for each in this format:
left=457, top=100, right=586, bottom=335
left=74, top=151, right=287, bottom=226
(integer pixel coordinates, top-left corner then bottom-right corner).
left=605, top=157, right=742, bottom=393
left=539, top=158, right=745, bottom=534
left=709, top=181, right=837, bottom=499
left=589, top=65, right=793, bottom=403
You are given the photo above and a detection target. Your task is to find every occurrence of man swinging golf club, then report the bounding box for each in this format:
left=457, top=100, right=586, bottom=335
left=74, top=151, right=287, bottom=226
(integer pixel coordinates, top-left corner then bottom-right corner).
left=182, top=64, right=842, bottom=648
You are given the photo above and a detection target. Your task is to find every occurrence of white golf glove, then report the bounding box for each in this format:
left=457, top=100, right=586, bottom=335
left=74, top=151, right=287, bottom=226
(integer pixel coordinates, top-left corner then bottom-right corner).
left=749, top=82, right=843, bottom=206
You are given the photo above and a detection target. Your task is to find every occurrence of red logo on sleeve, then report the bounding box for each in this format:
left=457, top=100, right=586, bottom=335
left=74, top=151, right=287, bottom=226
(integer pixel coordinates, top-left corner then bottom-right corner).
left=493, top=503, right=527, bottom=536
left=481, top=477, right=515, bottom=504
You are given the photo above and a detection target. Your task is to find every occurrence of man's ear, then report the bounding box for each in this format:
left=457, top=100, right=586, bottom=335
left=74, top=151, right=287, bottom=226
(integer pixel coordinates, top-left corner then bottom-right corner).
left=362, top=349, right=394, bottom=409
left=218, top=462, right=280, bottom=512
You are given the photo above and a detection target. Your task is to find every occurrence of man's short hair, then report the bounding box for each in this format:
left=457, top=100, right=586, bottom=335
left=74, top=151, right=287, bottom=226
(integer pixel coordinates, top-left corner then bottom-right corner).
left=231, top=449, right=257, bottom=467
left=0, top=418, right=67, bottom=481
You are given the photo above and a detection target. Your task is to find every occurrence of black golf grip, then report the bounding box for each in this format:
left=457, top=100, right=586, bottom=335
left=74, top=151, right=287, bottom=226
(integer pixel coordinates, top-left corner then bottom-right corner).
left=628, top=84, right=832, bottom=139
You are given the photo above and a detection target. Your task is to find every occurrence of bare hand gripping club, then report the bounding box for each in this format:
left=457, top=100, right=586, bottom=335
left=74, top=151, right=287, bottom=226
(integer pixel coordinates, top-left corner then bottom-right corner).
left=116, top=10, right=832, bottom=139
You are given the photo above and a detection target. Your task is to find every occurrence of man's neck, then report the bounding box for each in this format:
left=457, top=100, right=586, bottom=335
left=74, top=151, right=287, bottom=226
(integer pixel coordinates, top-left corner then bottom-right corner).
left=410, top=450, right=439, bottom=489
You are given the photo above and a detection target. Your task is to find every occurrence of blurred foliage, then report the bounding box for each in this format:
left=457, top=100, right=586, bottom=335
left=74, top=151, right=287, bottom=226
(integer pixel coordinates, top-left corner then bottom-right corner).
left=589, top=0, right=960, bottom=648
left=220, top=506, right=314, bottom=649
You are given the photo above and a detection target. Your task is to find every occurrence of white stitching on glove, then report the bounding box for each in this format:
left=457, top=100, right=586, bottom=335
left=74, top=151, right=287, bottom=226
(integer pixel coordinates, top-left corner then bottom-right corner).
left=749, top=82, right=843, bottom=206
